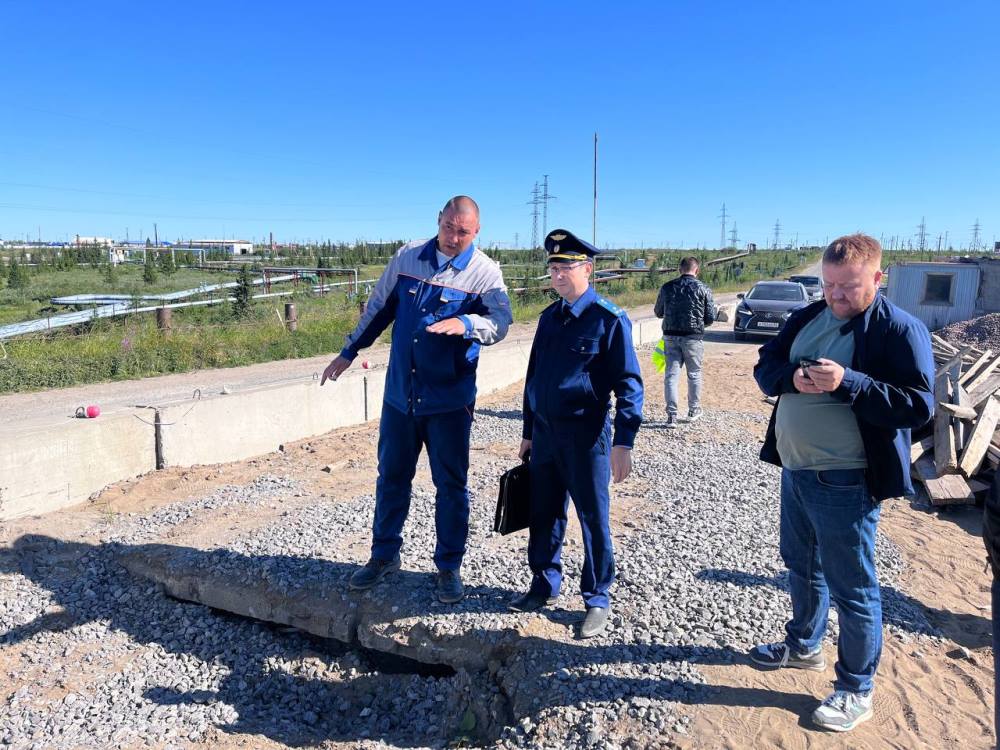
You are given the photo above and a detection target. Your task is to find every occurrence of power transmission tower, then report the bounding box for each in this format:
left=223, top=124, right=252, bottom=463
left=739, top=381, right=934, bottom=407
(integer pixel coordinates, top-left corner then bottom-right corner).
left=773, top=219, right=781, bottom=251
left=916, top=217, right=927, bottom=252
left=728, top=222, right=739, bottom=250
left=718, top=203, right=728, bottom=250
left=541, top=175, right=557, bottom=239
left=527, top=182, right=542, bottom=249
left=514, top=232, right=520, bottom=249
left=972, top=218, right=982, bottom=252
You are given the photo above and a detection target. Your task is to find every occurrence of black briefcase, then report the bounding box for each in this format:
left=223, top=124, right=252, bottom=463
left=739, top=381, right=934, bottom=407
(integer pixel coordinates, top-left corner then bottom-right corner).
left=494, top=457, right=531, bottom=535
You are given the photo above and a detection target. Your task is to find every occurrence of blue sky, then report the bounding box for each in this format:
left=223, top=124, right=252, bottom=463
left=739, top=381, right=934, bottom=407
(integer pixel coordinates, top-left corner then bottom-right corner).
left=1, top=2, right=997, bottom=250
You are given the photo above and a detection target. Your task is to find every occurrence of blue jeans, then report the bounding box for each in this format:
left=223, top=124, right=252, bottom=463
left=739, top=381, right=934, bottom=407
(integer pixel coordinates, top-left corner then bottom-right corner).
left=371, top=402, right=473, bottom=570
left=780, top=467, right=882, bottom=694
left=663, top=336, right=704, bottom=417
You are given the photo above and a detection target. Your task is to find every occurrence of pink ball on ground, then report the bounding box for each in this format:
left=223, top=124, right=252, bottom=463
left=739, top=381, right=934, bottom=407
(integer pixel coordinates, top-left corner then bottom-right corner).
left=85, top=405, right=101, bottom=419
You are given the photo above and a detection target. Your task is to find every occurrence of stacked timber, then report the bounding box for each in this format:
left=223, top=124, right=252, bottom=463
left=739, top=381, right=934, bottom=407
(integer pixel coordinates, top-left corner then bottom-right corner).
left=911, top=333, right=1000, bottom=505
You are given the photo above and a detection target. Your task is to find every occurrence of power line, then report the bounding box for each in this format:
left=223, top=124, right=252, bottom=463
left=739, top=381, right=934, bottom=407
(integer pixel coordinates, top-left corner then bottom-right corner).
left=972, top=218, right=982, bottom=252
left=772, top=219, right=781, bottom=251
left=916, top=216, right=927, bottom=252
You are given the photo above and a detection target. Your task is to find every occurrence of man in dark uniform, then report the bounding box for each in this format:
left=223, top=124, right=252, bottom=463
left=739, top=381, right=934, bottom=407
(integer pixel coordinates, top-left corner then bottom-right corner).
left=511, top=228, right=644, bottom=638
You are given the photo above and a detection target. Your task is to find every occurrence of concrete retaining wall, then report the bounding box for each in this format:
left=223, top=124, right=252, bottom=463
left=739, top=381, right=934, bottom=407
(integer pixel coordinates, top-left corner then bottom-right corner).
left=5, top=311, right=664, bottom=517
left=158, top=374, right=368, bottom=468
left=0, top=411, right=156, bottom=520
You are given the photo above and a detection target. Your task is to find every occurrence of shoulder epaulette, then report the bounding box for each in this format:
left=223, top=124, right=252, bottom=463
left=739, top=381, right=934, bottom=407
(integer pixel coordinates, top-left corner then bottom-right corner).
left=595, top=296, right=625, bottom=317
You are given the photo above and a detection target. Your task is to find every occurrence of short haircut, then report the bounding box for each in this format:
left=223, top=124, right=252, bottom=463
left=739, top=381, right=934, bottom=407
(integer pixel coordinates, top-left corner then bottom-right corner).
left=441, top=195, right=480, bottom=219
left=679, top=256, right=699, bottom=273
left=824, top=233, right=881, bottom=267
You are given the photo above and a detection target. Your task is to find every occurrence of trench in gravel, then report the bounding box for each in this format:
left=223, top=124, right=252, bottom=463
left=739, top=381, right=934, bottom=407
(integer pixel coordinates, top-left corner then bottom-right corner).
left=185, top=596, right=518, bottom=745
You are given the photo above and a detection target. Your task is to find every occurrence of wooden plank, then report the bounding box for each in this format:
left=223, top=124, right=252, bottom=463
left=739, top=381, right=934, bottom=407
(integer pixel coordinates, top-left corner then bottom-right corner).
left=959, top=396, right=1000, bottom=478
left=967, top=373, right=1000, bottom=409
left=950, top=364, right=965, bottom=453
left=914, top=456, right=976, bottom=505
left=935, top=347, right=972, bottom=379
left=934, top=372, right=957, bottom=475
left=910, top=435, right=935, bottom=464
left=932, top=334, right=958, bottom=354
left=965, top=352, right=1000, bottom=392
left=960, top=349, right=996, bottom=385
left=939, top=402, right=978, bottom=420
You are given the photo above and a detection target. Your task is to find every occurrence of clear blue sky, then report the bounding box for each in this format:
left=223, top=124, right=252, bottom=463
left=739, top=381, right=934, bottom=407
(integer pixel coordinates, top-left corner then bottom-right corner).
left=1, top=1, right=997, bottom=250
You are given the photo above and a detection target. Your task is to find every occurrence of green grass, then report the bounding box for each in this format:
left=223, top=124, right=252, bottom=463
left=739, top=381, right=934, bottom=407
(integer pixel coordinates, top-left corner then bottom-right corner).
left=0, top=251, right=819, bottom=392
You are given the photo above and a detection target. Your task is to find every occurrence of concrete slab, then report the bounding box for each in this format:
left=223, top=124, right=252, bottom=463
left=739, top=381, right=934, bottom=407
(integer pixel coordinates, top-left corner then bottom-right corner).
left=0, top=410, right=156, bottom=520
left=119, top=542, right=556, bottom=673
left=158, top=375, right=367, bottom=467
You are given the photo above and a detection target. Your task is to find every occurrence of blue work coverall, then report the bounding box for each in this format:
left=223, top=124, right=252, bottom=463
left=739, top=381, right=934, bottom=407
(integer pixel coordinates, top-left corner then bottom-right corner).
left=521, top=286, right=644, bottom=608
left=340, top=238, right=512, bottom=569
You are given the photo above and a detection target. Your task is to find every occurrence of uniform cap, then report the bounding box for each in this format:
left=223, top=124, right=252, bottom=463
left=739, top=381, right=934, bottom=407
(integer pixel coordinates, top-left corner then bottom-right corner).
left=545, top=229, right=599, bottom=263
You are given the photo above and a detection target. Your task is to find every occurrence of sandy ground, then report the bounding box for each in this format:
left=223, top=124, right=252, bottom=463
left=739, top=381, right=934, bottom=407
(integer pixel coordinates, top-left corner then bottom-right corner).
left=0, top=317, right=995, bottom=749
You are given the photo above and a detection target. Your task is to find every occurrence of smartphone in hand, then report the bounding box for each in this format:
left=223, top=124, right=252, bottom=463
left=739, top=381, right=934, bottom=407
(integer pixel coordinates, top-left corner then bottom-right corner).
left=799, top=357, right=822, bottom=379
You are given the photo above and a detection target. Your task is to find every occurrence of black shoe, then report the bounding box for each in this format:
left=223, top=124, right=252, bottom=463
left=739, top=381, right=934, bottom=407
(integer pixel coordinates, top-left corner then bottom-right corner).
left=579, top=606, right=610, bottom=638
left=436, top=569, right=464, bottom=604
left=508, top=591, right=558, bottom=612
left=349, top=555, right=401, bottom=591
left=665, top=414, right=678, bottom=429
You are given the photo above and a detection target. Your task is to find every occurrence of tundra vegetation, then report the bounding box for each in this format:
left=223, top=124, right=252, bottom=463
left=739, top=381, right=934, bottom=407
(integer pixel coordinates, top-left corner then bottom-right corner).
left=0, top=242, right=842, bottom=392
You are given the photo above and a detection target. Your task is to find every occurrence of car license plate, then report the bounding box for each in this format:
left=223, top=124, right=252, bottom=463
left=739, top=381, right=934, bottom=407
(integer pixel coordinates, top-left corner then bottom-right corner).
left=757, top=322, right=780, bottom=328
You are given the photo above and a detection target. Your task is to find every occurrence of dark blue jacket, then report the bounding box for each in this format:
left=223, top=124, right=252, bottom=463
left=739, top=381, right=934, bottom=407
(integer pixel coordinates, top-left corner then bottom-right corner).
left=522, top=286, right=644, bottom=448
left=340, top=238, right=512, bottom=416
left=754, top=294, right=934, bottom=501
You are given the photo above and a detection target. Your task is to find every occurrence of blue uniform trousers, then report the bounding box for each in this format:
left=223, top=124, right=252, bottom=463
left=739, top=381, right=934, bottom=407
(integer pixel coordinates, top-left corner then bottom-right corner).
left=527, top=417, right=615, bottom=609
left=371, top=402, right=472, bottom=570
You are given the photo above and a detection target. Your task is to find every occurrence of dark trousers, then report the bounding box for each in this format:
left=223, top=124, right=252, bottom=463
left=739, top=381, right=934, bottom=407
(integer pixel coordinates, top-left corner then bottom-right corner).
left=371, top=402, right=472, bottom=570
left=527, top=418, right=615, bottom=609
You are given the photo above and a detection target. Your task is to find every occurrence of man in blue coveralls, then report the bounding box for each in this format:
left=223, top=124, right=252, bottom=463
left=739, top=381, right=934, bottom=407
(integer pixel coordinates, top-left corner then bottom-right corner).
left=511, top=228, right=644, bottom=638
left=321, top=196, right=512, bottom=604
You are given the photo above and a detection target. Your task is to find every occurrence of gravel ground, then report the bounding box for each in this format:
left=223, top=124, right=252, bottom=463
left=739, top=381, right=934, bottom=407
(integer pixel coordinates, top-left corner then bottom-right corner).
left=938, top=312, right=1000, bottom=350
left=0, top=399, right=941, bottom=750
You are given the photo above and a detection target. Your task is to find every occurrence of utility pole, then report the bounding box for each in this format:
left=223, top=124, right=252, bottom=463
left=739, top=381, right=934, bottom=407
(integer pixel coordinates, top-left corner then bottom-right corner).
left=528, top=182, right=542, bottom=249
left=773, top=219, right=781, bottom=251
left=944, top=230, right=949, bottom=251
left=972, top=218, right=982, bottom=252
left=728, top=222, right=739, bottom=251
left=541, top=175, right=557, bottom=239
left=514, top=232, right=520, bottom=249
left=936, top=234, right=942, bottom=252
left=592, top=132, right=598, bottom=246
left=916, top=216, right=927, bottom=252
left=718, top=203, right=728, bottom=250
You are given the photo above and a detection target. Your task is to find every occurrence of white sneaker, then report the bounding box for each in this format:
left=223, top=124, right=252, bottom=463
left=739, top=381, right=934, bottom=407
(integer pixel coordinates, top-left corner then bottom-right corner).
left=812, top=690, right=874, bottom=732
